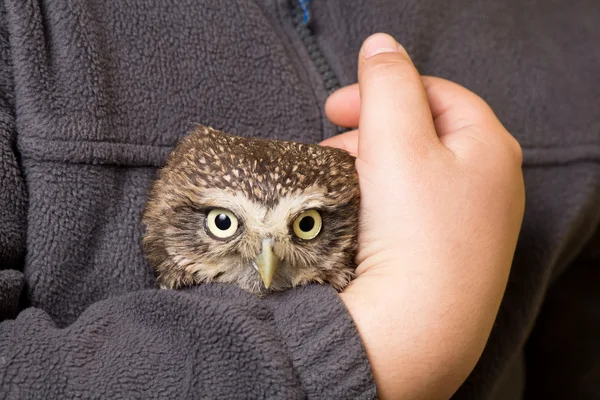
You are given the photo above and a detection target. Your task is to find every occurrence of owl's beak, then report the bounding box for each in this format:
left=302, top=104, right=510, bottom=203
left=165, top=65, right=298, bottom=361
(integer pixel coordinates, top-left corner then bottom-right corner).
left=255, top=239, right=279, bottom=289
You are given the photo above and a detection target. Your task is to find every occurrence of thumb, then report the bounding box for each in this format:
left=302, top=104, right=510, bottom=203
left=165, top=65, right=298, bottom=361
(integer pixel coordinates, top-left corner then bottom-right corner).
left=357, top=33, right=441, bottom=165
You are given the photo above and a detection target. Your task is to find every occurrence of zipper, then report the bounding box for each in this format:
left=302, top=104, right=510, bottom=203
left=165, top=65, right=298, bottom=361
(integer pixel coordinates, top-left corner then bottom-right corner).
left=289, top=0, right=348, bottom=135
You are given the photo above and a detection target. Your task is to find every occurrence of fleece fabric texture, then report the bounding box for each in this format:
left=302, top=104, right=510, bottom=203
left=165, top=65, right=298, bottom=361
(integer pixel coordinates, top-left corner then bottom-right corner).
left=0, top=0, right=598, bottom=399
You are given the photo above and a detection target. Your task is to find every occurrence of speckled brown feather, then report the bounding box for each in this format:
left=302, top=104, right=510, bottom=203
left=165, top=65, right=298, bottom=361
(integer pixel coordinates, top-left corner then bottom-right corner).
left=142, top=125, right=359, bottom=295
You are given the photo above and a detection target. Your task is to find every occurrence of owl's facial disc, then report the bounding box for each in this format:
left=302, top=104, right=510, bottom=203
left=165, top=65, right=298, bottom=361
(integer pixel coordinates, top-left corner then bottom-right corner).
left=254, top=238, right=279, bottom=289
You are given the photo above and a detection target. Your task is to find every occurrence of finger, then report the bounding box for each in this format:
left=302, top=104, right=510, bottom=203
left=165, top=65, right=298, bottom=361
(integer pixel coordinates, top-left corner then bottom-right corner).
left=324, top=84, right=360, bottom=128
left=325, top=78, right=497, bottom=131
left=422, top=76, right=522, bottom=161
left=358, top=33, right=439, bottom=163
left=421, top=76, right=504, bottom=137
left=325, top=77, right=509, bottom=148
left=326, top=78, right=499, bottom=128
left=320, top=130, right=358, bottom=157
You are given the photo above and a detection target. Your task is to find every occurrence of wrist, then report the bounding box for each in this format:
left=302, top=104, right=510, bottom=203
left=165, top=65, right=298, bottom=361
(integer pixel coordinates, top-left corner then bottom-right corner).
left=340, top=262, right=507, bottom=399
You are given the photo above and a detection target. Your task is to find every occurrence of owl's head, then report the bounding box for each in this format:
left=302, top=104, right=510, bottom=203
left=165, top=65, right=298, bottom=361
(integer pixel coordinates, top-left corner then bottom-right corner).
left=142, top=125, right=359, bottom=295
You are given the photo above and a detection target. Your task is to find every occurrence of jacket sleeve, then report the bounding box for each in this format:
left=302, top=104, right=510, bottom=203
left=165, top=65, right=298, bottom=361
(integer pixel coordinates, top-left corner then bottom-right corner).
left=1, top=284, right=375, bottom=399
left=0, top=8, right=375, bottom=399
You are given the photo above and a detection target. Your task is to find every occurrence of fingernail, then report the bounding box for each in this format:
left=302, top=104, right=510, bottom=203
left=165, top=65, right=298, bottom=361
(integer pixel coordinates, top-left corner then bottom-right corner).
left=362, top=33, right=399, bottom=58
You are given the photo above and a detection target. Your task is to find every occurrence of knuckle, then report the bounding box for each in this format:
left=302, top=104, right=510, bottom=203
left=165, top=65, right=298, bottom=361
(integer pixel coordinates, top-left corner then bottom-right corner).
left=485, top=125, right=523, bottom=167
left=507, top=134, right=523, bottom=165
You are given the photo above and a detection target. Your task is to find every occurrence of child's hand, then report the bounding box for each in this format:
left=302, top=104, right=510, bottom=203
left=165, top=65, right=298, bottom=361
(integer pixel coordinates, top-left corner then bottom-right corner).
left=322, top=33, right=525, bottom=399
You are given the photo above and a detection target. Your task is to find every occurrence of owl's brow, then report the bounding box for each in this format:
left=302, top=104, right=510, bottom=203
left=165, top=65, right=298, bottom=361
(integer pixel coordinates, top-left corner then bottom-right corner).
left=267, top=193, right=329, bottom=224
left=192, top=188, right=266, bottom=217
left=194, top=187, right=334, bottom=232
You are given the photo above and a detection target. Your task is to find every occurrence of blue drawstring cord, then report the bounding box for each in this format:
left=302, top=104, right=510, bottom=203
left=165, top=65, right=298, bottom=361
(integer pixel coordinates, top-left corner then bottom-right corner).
left=298, top=0, right=311, bottom=25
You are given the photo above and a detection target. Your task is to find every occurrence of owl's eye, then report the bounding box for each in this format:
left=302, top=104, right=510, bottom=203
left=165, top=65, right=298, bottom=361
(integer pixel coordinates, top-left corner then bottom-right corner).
left=206, top=208, right=239, bottom=239
left=292, top=209, right=322, bottom=240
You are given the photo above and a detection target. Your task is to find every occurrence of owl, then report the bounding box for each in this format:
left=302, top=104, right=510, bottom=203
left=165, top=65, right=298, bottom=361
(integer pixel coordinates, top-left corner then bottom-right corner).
left=141, top=125, right=359, bottom=295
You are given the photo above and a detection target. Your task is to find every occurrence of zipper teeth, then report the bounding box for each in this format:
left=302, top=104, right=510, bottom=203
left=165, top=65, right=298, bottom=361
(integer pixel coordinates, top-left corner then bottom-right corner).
left=290, top=1, right=348, bottom=134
